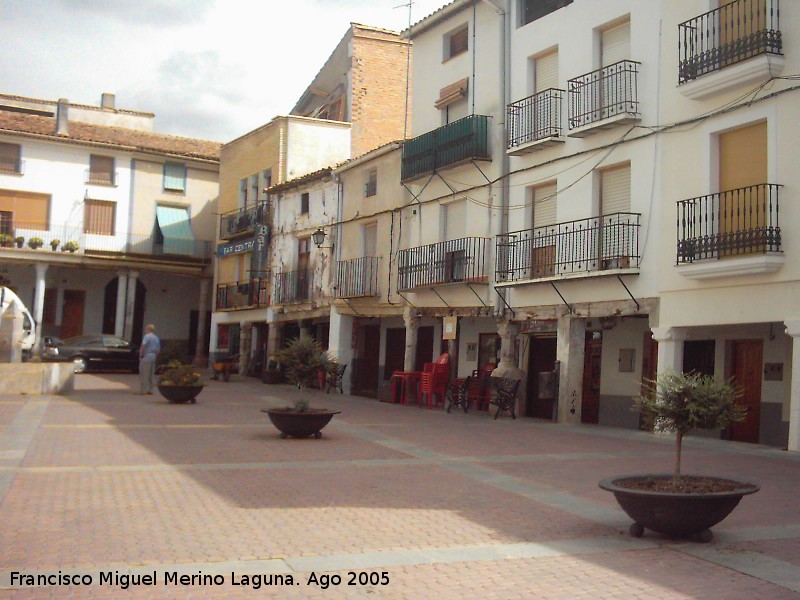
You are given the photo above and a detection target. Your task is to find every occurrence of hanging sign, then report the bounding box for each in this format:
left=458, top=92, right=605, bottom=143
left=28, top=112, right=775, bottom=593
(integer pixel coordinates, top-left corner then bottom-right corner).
left=443, top=316, right=457, bottom=340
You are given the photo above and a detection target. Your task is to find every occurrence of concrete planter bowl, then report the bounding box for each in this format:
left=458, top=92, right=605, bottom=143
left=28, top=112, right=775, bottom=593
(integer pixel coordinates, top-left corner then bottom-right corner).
left=262, top=408, right=341, bottom=439
left=157, top=384, right=204, bottom=404
left=600, top=475, right=760, bottom=542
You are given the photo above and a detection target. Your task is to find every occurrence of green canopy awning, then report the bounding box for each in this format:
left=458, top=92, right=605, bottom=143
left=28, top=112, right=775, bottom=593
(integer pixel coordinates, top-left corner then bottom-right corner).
left=156, top=206, right=195, bottom=256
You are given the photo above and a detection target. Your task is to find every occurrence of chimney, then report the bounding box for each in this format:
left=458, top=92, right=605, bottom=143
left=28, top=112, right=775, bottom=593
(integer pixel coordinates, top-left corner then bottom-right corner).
left=56, top=98, right=69, bottom=136
left=101, top=93, right=115, bottom=110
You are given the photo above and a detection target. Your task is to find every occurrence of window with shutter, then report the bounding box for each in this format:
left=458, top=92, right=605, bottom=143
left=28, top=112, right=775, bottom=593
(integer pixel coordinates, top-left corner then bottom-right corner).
left=521, top=0, right=573, bottom=26
left=444, top=200, right=467, bottom=241
left=364, top=223, right=378, bottom=257
left=600, top=164, right=632, bottom=268
left=600, top=165, right=631, bottom=215
left=163, top=162, right=186, bottom=192
left=531, top=183, right=557, bottom=277
left=535, top=51, right=559, bottom=93
left=445, top=25, right=469, bottom=60
left=88, top=155, right=114, bottom=185
left=0, top=143, right=21, bottom=175
left=300, top=192, right=309, bottom=215
left=601, top=20, right=630, bottom=67
left=83, top=199, right=116, bottom=235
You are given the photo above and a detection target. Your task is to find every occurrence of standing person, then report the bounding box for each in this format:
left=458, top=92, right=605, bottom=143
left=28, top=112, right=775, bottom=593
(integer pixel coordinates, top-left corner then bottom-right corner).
left=138, top=324, right=160, bottom=395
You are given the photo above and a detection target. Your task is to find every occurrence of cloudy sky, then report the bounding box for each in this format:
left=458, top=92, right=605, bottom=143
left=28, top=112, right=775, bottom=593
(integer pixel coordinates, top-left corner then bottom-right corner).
left=2, top=0, right=450, bottom=143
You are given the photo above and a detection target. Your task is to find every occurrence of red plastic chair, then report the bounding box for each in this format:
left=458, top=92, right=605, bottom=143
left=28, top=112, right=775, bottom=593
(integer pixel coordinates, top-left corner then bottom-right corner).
left=418, top=353, right=449, bottom=408
left=468, top=362, right=496, bottom=411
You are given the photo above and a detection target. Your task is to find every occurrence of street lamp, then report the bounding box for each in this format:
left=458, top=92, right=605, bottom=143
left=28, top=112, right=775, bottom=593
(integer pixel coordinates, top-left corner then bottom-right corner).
left=311, top=227, right=332, bottom=249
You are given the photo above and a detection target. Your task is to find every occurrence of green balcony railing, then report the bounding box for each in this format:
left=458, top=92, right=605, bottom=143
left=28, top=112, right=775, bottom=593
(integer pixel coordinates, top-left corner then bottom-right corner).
left=401, top=115, right=491, bottom=182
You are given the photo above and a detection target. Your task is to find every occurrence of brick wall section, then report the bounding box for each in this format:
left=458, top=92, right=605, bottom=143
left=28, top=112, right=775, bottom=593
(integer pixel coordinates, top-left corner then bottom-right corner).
left=350, top=28, right=412, bottom=157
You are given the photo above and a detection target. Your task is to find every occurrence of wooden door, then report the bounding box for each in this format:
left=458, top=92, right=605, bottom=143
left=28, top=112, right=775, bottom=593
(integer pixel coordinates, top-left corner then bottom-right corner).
left=730, top=340, right=763, bottom=444
left=639, top=331, right=658, bottom=430
left=415, top=326, right=434, bottom=372
left=526, top=335, right=557, bottom=419
left=353, top=324, right=380, bottom=397
left=719, top=122, right=767, bottom=256
left=581, top=335, right=602, bottom=424
left=384, top=328, right=406, bottom=381
left=61, top=290, right=85, bottom=339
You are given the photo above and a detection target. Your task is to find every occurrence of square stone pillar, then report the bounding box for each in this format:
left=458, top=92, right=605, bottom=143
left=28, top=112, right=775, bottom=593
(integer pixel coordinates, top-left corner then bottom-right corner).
left=403, top=306, right=419, bottom=372
left=114, top=272, right=128, bottom=339
left=557, top=314, right=585, bottom=424
left=784, top=321, right=800, bottom=452
left=328, top=306, right=354, bottom=394
left=651, top=326, right=686, bottom=375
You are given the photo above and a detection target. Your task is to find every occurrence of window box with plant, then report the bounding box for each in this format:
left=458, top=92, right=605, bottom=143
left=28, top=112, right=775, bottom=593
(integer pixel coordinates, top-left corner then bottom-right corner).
left=261, top=337, right=341, bottom=439
left=50, top=239, right=60, bottom=251
left=599, top=371, right=759, bottom=542
left=14, top=236, right=24, bottom=248
left=0, top=234, right=12, bottom=248
left=62, top=241, right=79, bottom=253
left=157, top=360, right=204, bottom=403
left=27, top=237, right=43, bottom=250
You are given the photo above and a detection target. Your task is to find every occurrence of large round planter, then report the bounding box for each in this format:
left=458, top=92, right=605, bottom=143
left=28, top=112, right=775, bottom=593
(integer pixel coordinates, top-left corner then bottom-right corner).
left=600, top=474, right=759, bottom=542
left=262, top=408, right=340, bottom=439
left=157, top=384, right=204, bottom=404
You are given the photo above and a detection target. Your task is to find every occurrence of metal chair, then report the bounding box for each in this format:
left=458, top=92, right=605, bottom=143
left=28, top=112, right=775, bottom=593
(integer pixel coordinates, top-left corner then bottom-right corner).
left=489, top=377, right=521, bottom=420
left=446, top=376, right=472, bottom=413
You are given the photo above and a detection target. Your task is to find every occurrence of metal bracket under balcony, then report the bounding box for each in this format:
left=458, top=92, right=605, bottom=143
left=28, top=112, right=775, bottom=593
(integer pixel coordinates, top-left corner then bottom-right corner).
left=401, top=115, right=492, bottom=183
left=397, top=237, right=489, bottom=291
left=507, top=89, right=565, bottom=156
left=335, top=257, right=380, bottom=299
left=495, top=213, right=641, bottom=285
left=567, top=60, right=640, bottom=138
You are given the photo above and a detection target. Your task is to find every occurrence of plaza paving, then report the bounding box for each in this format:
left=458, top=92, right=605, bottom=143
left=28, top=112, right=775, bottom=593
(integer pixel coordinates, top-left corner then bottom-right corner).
left=0, top=372, right=799, bottom=598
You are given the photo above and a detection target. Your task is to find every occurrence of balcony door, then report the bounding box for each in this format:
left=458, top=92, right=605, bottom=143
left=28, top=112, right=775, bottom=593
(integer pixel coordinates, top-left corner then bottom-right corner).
left=531, top=183, right=557, bottom=277
left=719, top=121, right=767, bottom=256
left=600, top=19, right=630, bottom=120
left=362, top=223, right=377, bottom=295
left=443, top=200, right=466, bottom=283
left=297, top=237, right=310, bottom=301
left=599, top=164, right=631, bottom=269
left=533, top=50, right=559, bottom=139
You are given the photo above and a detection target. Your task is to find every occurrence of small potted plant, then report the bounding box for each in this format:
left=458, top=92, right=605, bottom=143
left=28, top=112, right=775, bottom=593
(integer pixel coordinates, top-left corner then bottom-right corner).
left=262, top=337, right=341, bottom=439
left=0, top=234, right=13, bottom=248
left=600, top=370, right=759, bottom=542
left=50, top=238, right=61, bottom=251
left=14, top=236, right=24, bottom=248
left=157, top=360, right=204, bottom=404
left=27, top=237, right=43, bottom=250
left=62, top=241, right=79, bottom=253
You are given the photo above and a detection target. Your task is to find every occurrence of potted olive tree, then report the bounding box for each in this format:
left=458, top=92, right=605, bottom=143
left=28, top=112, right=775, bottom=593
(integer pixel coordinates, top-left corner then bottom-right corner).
left=262, top=337, right=340, bottom=439
left=600, top=370, right=759, bottom=542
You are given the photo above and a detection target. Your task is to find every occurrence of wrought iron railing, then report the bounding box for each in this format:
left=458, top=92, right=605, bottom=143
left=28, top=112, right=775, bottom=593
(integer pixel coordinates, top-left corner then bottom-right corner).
left=678, top=0, right=782, bottom=84
left=273, top=269, right=312, bottom=304
left=496, top=213, right=641, bottom=282
left=336, top=257, right=380, bottom=298
left=676, top=184, right=780, bottom=263
left=398, top=237, right=489, bottom=290
left=568, top=60, right=640, bottom=130
left=401, top=115, right=491, bottom=182
left=3, top=220, right=213, bottom=261
left=215, top=278, right=270, bottom=310
left=507, top=88, right=564, bottom=149
left=219, top=202, right=269, bottom=240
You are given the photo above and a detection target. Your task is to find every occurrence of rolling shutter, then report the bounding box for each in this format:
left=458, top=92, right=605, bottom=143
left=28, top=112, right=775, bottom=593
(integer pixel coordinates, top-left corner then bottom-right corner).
left=444, top=200, right=466, bottom=241
left=535, top=51, right=559, bottom=93
left=364, top=223, right=377, bottom=257
left=533, top=183, right=557, bottom=228
left=601, top=20, right=630, bottom=67
left=601, top=166, right=631, bottom=215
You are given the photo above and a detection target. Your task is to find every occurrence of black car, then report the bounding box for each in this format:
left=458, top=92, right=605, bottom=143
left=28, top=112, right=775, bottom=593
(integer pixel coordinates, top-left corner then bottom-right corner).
left=42, top=335, right=139, bottom=374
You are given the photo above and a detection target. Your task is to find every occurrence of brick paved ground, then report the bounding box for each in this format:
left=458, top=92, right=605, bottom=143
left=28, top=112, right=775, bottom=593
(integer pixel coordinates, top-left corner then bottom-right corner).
left=0, top=373, right=798, bottom=598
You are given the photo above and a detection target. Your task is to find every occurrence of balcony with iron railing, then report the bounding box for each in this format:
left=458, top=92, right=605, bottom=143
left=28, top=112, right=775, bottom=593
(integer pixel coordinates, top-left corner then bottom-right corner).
left=568, top=60, right=640, bottom=136
left=336, top=256, right=380, bottom=298
left=273, top=268, right=312, bottom=304
left=0, top=220, right=213, bottom=262
left=496, top=213, right=641, bottom=283
left=678, top=0, right=782, bottom=87
left=215, top=278, right=270, bottom=311
left=401, top=115, right=491, bottom=182
left=676, top=184, right=781, bottom=268
left=507, top=88, right=565, bottom=154
left=397, top=237, right=489, bottom=291
left=219, top=202, right=269, bottom=240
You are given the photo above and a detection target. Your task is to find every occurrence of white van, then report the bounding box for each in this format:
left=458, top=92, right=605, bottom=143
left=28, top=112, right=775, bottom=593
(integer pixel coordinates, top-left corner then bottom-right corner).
left=0, top=287, right=36, bottom=358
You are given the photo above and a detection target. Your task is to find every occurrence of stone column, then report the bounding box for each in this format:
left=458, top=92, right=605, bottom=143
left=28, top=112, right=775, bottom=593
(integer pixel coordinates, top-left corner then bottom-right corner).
left=492, top=317, right=526, bottom=417
left=124, top=271, right=139, bottom=342
left=32, top=262, right=48, bottom=350
left=194, top=277, right=209, bottom=366
left=403, top=306, right=419, bottom=372
left=266, top=320, right=281, bottom=363
left=114, top=271, right=128, bottom=339
left=784, top=321, right=800, bottom=452
left=328, top=306, right=354, bottom=394
left=556, top=313, right=586, bottom=425
left=651, top=326, right=685, bottom=375
left=239, top=322, right=253, bottom=376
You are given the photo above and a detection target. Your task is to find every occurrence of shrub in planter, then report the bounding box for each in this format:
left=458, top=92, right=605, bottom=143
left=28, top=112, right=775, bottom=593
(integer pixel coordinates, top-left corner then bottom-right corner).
left=0, top=234, right=12, bottom=248
left=14, top=236, right=24, bottom=248
left=599, top=370, right=758, bottom=541
left=62, top=241, right=79, bottom=253
left=27, top=237, right=44, bottom=249
left=50, top=239, right=61, bottom=251
left=157, top=360, right=204, bottom=403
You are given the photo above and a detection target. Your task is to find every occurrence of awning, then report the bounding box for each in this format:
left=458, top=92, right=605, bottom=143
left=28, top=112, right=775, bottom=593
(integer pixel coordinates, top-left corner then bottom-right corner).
left=156, top=206, right=196, bottom=256
left=435, top=78, right=469, bottom=110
